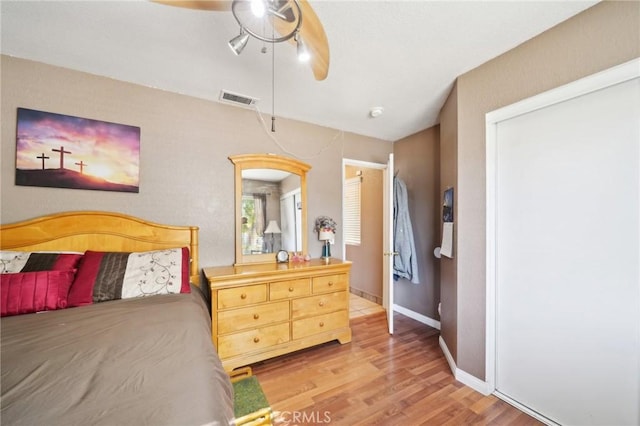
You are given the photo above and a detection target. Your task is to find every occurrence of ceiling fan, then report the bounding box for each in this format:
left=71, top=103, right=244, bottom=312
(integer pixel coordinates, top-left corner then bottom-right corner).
left=153, top=0, right=330, bottom=81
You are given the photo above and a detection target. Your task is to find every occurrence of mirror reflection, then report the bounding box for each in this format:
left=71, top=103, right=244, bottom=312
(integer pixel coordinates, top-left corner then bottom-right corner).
left=241, top=169, right=302, bottom=255
left=231, top=153, right=310, bottom=265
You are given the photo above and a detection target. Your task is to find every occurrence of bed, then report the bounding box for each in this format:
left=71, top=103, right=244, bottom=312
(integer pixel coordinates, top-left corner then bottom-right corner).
left=0, top=211, right=234, bottom=426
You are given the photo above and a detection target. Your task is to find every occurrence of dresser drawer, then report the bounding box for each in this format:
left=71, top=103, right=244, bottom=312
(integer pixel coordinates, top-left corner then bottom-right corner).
left=291, top=291, right=348, bottom=319
left=217, top=300, right=289, bottom=334
left=217, top=322, right=290, bottom=359
left=270, top=278, right=311, bottom=300
left=217, top=284, right=267, bottom=309
left=292, top=310, right=348, bottom=340
left=312, top=274, right=347, bottom=294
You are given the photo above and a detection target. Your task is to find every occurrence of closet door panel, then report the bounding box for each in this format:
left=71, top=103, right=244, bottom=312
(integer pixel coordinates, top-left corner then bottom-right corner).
left=495, top=77, right=639, bottom=425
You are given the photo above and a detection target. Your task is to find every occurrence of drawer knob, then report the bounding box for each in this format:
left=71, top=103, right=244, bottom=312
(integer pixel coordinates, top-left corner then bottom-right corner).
left=328, top=281, right=334, bottom=286
left=288, top=287, right=294, bottom=292
left=253, top=337, right=260, bottom=343
left=253, top=313, right=260, bottom=320
left=319, top=321, right=325, bottom=327
left=240, top=293, right=247, bottom=299
left=318, top=301, right=325, bottom=307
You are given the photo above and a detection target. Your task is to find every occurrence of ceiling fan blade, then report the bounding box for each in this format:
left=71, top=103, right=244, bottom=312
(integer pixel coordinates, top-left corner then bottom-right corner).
left=271, top=0, right=329, bottom=80
left=298, top=0, right=329, bottom=81
left=151, top=0, right=231, bottom=11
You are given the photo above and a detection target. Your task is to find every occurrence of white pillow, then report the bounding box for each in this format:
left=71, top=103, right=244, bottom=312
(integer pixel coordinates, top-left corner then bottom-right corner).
left=0, top=251, right=30, bottom=273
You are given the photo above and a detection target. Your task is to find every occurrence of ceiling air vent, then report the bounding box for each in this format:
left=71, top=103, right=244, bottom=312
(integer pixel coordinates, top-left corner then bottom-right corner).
left=219, top=90, right=259, bottom=108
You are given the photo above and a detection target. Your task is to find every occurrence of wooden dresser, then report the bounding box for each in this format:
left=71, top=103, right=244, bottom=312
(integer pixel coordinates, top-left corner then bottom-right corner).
left=203, top=259, right=352, bottom=372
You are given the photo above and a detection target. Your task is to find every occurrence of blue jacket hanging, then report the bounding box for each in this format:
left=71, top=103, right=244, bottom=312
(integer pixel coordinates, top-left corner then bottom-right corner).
left=393, top=176, right=420, bottom=284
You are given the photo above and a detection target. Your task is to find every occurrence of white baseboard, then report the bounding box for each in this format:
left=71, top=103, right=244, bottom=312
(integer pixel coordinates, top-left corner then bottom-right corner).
left=438, top=336, right=492, bottom=396
left=393, top=304, right=441, bottom=330
left=456, top=369, right=492, bottom=396
left=438, top=335, right=456, bottom=374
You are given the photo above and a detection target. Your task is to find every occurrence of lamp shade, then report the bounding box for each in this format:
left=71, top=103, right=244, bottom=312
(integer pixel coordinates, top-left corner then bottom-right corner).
left=264, top=220, right=281, bottom=234
left=318, top=230, right=334, bottom=241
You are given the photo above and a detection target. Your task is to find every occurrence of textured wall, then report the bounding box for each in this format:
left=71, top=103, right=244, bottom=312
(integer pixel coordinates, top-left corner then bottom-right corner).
left=393, top=126, right=441, bottom=320
left=0, top=56, right=393, bottom=271
left=445, top=1, right=640, bottom=380
left=438, top=83, right=458, bottom=362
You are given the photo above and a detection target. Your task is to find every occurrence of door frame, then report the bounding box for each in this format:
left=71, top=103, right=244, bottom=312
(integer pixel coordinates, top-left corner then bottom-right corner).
left=342, top=157, right=392, bottom=330
left=485, top=58, right=640, bottom=413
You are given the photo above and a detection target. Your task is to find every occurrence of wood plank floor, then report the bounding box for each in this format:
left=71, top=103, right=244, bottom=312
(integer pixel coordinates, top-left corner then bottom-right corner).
left=251, top=312, right=542, bottom=425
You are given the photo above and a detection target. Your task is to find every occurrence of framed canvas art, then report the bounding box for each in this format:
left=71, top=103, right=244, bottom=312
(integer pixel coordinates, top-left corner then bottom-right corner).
left=15, top=108, right=140, bottom=193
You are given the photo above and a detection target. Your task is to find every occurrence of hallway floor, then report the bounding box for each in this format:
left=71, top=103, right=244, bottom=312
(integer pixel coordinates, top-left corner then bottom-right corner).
left=349, top=293, right=385, bottom=319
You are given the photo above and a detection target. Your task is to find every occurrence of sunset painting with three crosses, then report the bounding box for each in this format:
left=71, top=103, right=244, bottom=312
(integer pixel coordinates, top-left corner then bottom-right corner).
left=15, top=108, right=140, bottom=193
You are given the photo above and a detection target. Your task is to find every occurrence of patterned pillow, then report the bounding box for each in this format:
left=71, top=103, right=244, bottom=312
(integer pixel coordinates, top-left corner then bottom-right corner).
left=0, top=251, right=83, bottom=274
left=69, top=247, right=190, bottom=307
left=0, top=270, right=76, bottom=317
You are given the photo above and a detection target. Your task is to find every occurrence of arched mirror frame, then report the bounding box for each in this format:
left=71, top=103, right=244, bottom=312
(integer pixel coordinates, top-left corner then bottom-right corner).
left=230, top=153, right=311, bottom=265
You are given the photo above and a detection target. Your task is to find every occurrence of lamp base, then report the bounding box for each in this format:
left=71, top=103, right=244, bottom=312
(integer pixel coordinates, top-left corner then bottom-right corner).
left=321, top=240, right=331, bottom=258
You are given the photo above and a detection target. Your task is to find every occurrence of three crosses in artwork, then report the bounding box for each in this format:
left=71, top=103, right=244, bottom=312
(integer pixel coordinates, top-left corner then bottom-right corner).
left=39, top=146, right=88, bottom=175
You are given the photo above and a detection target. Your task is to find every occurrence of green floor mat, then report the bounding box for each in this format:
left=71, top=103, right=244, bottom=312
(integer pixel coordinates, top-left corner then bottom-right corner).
left=233, top=375, right=270, bottom=419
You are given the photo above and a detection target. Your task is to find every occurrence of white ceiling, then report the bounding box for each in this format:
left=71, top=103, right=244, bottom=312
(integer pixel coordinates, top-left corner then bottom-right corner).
left=1, top=0, right=598, bottom=141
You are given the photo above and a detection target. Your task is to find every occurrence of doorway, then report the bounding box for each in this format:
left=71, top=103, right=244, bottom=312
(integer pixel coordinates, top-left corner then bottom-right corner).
left=342, top=159, right=389, bottom=319
left=344, top=164, right=383, bottom=303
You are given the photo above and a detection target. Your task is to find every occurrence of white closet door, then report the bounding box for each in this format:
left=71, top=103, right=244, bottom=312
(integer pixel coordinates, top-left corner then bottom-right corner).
left=495, top=77, right=639, bottom=425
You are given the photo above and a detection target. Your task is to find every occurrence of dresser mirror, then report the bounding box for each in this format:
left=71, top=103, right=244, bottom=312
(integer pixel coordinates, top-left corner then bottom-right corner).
left=230, top=154, right=311, bottom=265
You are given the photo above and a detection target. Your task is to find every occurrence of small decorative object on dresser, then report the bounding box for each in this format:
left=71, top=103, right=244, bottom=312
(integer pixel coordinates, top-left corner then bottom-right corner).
left=204, top=259, right=352, bottom=372
left=275, top=250, right=289, bottom=263
left=314, top=216, right=336, bottom=259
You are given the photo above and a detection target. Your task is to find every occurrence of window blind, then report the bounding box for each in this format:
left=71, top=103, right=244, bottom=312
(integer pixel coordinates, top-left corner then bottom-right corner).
left=343, top=177, right=361, bottom=245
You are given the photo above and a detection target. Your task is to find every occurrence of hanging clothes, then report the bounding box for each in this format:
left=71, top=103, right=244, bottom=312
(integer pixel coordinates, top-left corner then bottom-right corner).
left=393, top=176, right=420, bottom=284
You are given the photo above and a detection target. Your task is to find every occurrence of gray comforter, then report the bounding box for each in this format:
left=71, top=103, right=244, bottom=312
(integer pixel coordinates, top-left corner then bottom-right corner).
left=1, top=287, right=233, bottom=426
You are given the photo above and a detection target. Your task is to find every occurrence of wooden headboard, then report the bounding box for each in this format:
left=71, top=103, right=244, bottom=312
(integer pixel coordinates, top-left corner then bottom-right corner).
left=0, top=211, right=200, bottom=285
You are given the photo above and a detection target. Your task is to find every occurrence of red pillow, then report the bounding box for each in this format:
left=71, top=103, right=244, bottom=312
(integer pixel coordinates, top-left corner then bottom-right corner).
left=0, top=270, right=75, bottom=317
left=69, top=247, right=190, bottom=307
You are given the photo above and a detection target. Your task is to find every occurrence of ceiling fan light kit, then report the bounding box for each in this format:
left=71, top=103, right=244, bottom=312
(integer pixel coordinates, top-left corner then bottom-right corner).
left=231, top=0, right=302, bottom=44
left=228, top=29, right=250, bottom=55
left=295, top=33, right=310, bottom=62
left=250, top=0, right=266, bottom=18
left=155, top=0, right=330, bottom=81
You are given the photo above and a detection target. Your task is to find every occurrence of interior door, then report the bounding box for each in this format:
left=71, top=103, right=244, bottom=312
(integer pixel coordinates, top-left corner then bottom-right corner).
left=382, top=153, right=394, bottom=334
left=493, top=76, right=639, bottom=425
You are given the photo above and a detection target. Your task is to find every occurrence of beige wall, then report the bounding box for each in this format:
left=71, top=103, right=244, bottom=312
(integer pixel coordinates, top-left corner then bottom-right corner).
left=0, top=55, right=393, bottom=270
left=442, top=1, right=640, bottom=379
left=345, top=165, right=383, bottom=301
left=393, top=126, right=440, bottom=319
left=439, top=82, right=458, bottom=361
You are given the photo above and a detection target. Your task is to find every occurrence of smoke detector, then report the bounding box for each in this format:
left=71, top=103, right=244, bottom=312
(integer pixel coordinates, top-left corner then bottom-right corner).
left=219, top=90, right=259, bottom=108
left=369, top=107, right=384, bottom=118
